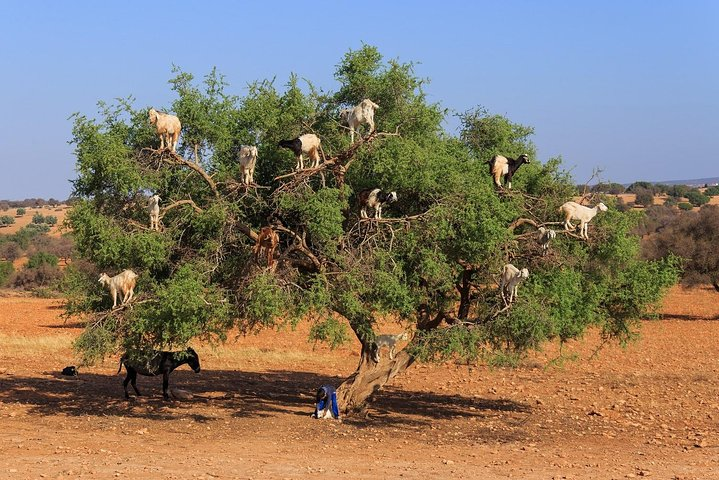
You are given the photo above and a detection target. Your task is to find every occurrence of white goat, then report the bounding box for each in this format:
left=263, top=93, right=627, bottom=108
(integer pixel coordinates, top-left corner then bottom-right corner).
left=148, top=194, right=161, bottom=231
left=499, top=264, right=529, bottom=305
left=98, top=269, right=138, bottom=308
left=148, top=108, right=181, bottom=152
left=278, top=134, right=322, bottom=170
left=559, top=201, right=608, bottom=240
left=537, top=226, right=557, bottom=252
left=238, top=145, right=258, bottom=184
left=340, top=99, right=379, bottom=143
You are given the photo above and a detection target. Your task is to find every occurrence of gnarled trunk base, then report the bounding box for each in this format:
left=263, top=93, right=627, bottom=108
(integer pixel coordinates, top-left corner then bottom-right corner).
left=335, top=346, right=414, bottom=414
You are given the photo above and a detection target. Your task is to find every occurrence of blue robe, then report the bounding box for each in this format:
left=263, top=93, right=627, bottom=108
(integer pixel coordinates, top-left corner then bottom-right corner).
left=314, top=385, right=340, bottom=419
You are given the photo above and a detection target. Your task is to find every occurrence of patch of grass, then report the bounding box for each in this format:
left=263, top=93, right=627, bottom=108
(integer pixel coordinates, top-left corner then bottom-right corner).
left=200, top=345, right=333, bottom=366
left=0, top=333, right=75, bottom=356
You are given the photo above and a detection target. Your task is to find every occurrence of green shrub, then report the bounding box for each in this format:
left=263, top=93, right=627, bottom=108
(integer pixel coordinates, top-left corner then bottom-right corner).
left=678, top=202, right=693, bottom=211
left=0, top=261, right=14, bottom=285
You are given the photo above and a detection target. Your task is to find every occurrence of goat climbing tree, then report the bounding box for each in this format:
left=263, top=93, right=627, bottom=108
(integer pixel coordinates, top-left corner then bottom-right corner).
left=65, top=45, right=679, bottom=411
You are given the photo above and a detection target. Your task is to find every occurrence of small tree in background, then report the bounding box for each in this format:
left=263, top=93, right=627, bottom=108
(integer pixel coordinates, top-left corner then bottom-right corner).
left=685, top=190, right=709, bottom=207
left=32, top=212, right=45, bottom=224
left=65, top=46, right=679, bottom=411
left=0, top=216, right=15, bottom=227
left=678, top=202, right=694, bottom=211
left=633, top=187, right=654, bottom=207
left=16, top=208, right=26, bottom=216
left=0, top=261, right=13, bottom=286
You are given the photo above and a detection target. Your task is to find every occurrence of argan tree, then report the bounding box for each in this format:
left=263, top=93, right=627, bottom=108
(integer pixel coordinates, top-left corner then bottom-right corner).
left=65, top=46, right=678, bottom=411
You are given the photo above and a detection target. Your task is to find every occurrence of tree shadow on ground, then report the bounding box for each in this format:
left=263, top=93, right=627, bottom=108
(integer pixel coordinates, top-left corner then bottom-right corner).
left=660, top=313, right=719, bottom=321
left=0, top=369, right=531, bottom=432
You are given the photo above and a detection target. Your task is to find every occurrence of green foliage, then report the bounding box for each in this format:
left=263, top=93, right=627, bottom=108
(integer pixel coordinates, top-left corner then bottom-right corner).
left=27, top=251, right=59, bottom=269
left=32, top=212, right=44, bottom=224
left=685, top=190, right=709, bottom=207
left=65, top=45, right=678, bottom=369
left=16, top=208, right=26, bottom=216
left=678, top=202, right=693, bottom=211
left=591, top=182, right=625, bottom=194
left=633, top=187, right=654, bottom=207
left=309, top=317, right=351, bottom=349
left=0, top=261, right=13, bottom=285
left=704, top=185, right=719, bottom=196
left=0, top=215, right=15, bottom=226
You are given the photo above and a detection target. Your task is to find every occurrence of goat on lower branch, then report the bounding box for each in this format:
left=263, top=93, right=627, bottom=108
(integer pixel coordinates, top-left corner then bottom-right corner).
left=488, top=154, right=530, bottom=190
left=148, top=194, right=161, bottom=231
left=148, top=108, right=181, bottom=153
left=358, top=188, right=398, bottom=219
left=340, top=99, right=379, bottom=143
left=98, top=269, right=138, bottom=308
left=558, top=201, right=608, bottom=240
left=278, top=134, right=321, bottom=170
left=499, top=264, right=529, bottom=305
left=254, top=226, right=279, bottom=268
left=537, top=226, right=557, bottom=253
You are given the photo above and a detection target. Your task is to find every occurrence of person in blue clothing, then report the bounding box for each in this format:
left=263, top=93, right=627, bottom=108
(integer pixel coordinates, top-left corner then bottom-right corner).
left=312, top=385, right=340, bottom=419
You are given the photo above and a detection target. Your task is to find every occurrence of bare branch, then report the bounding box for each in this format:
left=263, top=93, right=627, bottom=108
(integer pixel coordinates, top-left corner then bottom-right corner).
left=141, top=148, right=219, bottom=198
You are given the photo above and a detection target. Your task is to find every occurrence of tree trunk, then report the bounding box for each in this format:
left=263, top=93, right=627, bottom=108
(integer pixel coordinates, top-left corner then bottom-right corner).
left=335, top=344, right=415, bottom=413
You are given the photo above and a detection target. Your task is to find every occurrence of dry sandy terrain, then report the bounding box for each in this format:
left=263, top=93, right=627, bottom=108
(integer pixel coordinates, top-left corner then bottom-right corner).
left=0, top=206, right=68, bottom=237
left=0, top=285, right=718, bottom=479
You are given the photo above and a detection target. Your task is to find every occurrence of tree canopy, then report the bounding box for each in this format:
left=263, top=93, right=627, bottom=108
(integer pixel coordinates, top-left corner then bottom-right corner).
left=64, top=45, right=679, bottom=411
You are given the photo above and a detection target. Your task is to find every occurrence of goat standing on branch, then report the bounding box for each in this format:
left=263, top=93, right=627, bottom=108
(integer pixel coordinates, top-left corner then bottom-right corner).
left=238, top=145, right=258, bottom=185
left=148, top=108, right=181, bottom=153
left=254, top=226, right=279, bottom=268
left=537, top=226, right=556, bottom=253
left=98, top=269, right=138, bottom=308
left=488, top=153, right=530, bottom=190
left=358, top=188, right=398, bottom=219
left=148, top=194, right=161, bottom=231
left=559, top=201, right=608, bottom=240
left=340, top=99, right=379, bottom=143
left=499, top=264, right=529, bottom=305
left=279, top=134, right=321, bottom=170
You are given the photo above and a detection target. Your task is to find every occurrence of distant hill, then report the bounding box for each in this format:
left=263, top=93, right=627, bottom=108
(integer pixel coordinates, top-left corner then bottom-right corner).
left=629, top=177, right=719, bottom=188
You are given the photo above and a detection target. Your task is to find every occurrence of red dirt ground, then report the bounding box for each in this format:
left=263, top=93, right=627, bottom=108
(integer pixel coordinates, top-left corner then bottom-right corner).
left=0, top=285, right=718, bottom=479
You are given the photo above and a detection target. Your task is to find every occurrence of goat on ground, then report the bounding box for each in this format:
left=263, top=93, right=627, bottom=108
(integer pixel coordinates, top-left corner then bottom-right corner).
left=499, top=264, right=529, bottom=305
left=488, top=154, right=530, bottom=190
left=278, top=134, right=321, bottom=170
left=340, top=99, right=379, bottom=143
left=117, top=347, right=201, bottom=400
left=253, top=226, right=279, bottom=268
left=98, top=269, right=138, bottom=308
left=148, top=108, right=181, bottom=153
left=238, top=145, right=258, bottom=184
left=148, top=194, right=161, bottom=231
left=358, top=188, right=398, bottom=219
left=558, top=201, right=608, bottom=240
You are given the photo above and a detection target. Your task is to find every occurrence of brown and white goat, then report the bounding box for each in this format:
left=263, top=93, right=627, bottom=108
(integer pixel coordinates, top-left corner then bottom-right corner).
left=98, top=269, right=138, bottom=308
left=148, top=108, right=181, bottom=152
left=253, top=227, right=279, bottom=268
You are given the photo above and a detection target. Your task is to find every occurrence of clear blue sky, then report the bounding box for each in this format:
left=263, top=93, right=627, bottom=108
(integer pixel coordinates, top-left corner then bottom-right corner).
left=1, top=1, right=717, bottom=199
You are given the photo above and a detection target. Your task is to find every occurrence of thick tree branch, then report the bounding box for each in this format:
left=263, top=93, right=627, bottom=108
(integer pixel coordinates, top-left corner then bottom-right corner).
left=141, top=148, right=219, bottom=198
